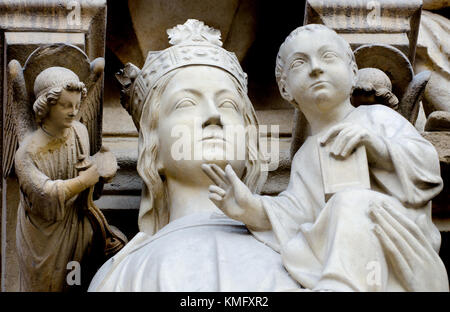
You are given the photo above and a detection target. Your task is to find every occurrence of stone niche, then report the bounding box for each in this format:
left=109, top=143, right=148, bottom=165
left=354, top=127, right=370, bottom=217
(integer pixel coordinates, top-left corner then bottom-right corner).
left=0, top=0, right=106, bottom=291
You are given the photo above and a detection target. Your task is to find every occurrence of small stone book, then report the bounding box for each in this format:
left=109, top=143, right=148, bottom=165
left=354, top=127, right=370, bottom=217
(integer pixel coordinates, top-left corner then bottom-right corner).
left=317, top=139, right=371, bottom=202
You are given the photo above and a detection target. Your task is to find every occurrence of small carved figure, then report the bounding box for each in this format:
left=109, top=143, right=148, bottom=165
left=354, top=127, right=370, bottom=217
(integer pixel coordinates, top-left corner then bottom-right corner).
left=352, top=68, right=399, bottom=110
left=6, top=44, right=126, bottom=291
left=352, top=44, right=431, bottom=126
left=203, top=24, right=448, bottom=291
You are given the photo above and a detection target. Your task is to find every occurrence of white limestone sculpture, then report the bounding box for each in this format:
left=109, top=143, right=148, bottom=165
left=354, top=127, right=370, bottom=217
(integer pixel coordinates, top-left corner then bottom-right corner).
left=88, top=19, right=301, bottom=291
left=89, top=20, right=446, bottom=292
left=203, top=24, right=449, bottom=292
left=6, top=44, right=126, bottom=291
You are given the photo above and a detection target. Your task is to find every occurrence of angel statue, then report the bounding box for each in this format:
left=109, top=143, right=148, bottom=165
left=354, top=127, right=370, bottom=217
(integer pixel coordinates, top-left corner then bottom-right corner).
left=4, top=44, right=127, bottom=292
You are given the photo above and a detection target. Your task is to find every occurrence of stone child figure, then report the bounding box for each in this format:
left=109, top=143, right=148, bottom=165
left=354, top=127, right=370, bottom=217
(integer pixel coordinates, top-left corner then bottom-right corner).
left=7, top=46, right=125, bottom=292
left=203, top=24, right=448, bottom=291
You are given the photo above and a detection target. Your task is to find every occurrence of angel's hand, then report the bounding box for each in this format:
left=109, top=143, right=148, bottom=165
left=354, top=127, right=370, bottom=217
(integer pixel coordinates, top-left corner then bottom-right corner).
left=201, top=163, right=270, bottom=231
left=369, top=201, right=449, bottom=292
left=78, top=164, right=100, bottom=188
left=92, top=146, right=118, bottom=182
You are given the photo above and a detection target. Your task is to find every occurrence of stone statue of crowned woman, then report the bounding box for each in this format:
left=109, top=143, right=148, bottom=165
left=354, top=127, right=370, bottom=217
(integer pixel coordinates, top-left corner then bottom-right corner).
left=89, top=20, right=448, bottom=292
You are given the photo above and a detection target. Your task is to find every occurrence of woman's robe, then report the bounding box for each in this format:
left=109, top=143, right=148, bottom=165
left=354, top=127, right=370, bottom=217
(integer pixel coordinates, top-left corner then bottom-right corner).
left=88, top=211, right=301, bottom=291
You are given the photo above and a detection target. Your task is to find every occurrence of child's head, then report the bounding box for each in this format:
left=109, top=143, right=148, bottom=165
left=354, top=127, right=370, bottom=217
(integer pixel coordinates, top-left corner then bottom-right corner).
left=275, top=24, right=358, bottom=114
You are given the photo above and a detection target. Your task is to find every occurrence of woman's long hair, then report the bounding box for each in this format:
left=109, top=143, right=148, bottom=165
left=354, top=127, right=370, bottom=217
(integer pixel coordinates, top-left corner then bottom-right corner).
left=136, top=66, right=267, bottom=235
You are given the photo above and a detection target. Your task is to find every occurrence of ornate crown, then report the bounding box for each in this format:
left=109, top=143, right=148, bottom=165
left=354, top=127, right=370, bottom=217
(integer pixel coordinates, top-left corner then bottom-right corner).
left=116, top=19, right=248, bottom=129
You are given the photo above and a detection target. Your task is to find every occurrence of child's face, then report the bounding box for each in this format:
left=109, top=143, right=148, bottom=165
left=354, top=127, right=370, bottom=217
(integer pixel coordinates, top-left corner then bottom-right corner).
left=281, top=30, right=356, bottom=114
left=47, top=89, right=81, bottom=130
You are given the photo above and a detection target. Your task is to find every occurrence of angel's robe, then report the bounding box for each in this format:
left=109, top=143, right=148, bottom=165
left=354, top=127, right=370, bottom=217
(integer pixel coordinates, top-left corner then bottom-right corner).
left=88, top=211, right=301, bottom=291
left=253, top=104, right=444, bottom=291
left=15, top=121, right=94, bottom=291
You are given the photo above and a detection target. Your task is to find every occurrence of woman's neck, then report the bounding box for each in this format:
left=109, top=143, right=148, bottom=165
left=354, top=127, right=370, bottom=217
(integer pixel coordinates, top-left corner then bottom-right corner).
left=166, top=177, right=222, bottom=222
left=302, top=98, right=355, bottom=135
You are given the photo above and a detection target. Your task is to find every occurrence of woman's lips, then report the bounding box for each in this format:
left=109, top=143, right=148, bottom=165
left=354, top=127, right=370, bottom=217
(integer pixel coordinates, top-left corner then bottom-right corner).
left=310, top=80, right=329, bottom=88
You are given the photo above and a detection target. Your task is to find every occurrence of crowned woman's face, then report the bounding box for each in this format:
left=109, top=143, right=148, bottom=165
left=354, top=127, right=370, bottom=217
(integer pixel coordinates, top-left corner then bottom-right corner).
left=157, top=66, right=247, bottom=185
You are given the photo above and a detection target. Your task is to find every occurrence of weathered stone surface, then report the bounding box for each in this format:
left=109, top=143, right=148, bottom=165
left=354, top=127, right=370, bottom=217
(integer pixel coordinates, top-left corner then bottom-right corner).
left=416, top=10, right=450, bottom=116
left=425, top=111, right=450, bottom=131
left=304, top=0, right=422, bottom=63
left=106, top=0, right=144, bottom=67
left=127, top=0, right=257, bottom=62
left=422, top=131, right=450, bottom=217
left=423, top=0, right=450, bottom=10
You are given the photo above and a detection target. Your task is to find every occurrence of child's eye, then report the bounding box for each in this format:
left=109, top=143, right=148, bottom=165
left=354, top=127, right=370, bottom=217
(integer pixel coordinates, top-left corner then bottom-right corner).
left=290, top=59, right=305, bottom=69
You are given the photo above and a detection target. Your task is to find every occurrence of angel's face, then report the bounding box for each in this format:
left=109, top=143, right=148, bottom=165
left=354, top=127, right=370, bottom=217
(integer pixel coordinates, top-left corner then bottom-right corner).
left=48, top=89, right=81, bottom=129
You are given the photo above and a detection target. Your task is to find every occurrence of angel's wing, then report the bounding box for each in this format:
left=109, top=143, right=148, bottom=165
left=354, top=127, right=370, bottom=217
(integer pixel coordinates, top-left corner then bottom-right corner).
left=398, top=70, right=431, bottom=124
left=79, top=57, right=105, bottom=155
left=3, top=60, right=36, bottom=178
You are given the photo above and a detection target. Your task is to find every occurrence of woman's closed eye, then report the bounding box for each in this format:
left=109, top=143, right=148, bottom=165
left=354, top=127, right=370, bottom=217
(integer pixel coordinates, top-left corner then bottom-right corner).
left=218, top=99, right=238, bottom=110
left=290, top=58, right=305, bottom=69
left=175, top=98, right=196, bottom=109
left=322, top=51, right=338, bottom=61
